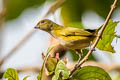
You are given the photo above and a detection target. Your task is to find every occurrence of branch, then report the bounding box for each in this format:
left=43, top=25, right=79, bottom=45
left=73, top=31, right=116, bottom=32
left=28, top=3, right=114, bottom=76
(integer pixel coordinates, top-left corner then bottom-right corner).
left=0, top=9, right=7, bottom=20
left=17, top=66, right=40, bottom=72
left=70, top=0, right=118, bottom=76
left=44, top=0, right=66, bottom=17
left=0, top=0, right=7, bottom=20
left=0, top=0, right=7, bottom=70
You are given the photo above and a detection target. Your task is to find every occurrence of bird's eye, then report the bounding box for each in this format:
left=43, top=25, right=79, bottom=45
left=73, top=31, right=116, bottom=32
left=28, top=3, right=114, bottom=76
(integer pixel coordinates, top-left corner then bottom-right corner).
left=41, top=20, right=45, bottom=24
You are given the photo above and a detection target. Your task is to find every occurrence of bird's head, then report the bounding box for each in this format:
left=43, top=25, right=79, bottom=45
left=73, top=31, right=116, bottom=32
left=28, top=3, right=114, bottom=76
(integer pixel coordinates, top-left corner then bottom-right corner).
left=35, top=19, right=54, bottom=32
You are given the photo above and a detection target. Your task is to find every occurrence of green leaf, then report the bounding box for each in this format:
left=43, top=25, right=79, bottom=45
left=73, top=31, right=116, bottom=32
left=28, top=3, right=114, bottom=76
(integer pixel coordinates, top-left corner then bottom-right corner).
left=37, top=43, right=58, bottom=80
left=23, top=75, right=29, bottom=80
left=97, top=20, right=118, bottom=53
left=3, top=68, right=19, bottom=80
left=52, top=60, right=70, bottom=80
left=37, top=74, right=41, bottom=80
left=45, top=56, right=58, bottom=75
left=70, top=66, right=112, bottom=80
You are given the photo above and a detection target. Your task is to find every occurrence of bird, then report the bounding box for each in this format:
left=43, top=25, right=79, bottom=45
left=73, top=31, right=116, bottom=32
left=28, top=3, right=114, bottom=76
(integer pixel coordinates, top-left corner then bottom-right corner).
left=35, top=19, right=97, bottom=66
left=35, top=19, right=96, bottom=50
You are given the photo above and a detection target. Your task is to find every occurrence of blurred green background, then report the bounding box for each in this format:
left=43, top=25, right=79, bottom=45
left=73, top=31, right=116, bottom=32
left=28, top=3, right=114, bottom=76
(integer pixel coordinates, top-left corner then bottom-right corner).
left=5, top=0, right=120, bottom=21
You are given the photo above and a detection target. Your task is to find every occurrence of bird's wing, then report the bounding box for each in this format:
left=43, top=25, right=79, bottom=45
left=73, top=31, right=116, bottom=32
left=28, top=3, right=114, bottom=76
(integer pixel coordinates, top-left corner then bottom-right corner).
left=60, top=27, right=96, bottom=37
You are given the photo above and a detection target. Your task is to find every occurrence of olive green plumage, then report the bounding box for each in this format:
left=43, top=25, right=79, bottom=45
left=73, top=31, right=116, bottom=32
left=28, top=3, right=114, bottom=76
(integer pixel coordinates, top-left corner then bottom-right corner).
left=35, top=19, right=96, bottom=50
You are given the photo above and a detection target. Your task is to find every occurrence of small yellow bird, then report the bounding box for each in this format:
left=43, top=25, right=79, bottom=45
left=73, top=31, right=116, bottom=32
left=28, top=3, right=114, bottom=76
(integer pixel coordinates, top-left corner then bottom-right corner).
left=35, top=19, right=97, bottom=52
left=35, top=19, right=98, bottom=66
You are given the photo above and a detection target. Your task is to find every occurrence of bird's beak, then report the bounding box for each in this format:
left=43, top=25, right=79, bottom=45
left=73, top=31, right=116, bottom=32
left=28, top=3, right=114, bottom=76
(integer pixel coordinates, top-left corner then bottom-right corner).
left=34, top=25, right=39, bottom=29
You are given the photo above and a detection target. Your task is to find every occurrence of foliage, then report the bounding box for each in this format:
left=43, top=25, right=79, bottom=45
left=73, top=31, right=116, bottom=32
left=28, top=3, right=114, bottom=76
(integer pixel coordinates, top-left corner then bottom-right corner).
left=97, top=20, right=118, bottom=53
left=45, top=56, right=58, bottom=75
left=23, top=75, right=29, bottom=80
left=70, top=66, right=112, bottom=80
left=37, top=43, right=59, bottom=80
left=3, top=68, right=19, bottom=80
left=3, top=68, right=29, bottom=80
left=3, top=65, right=112, bottom=80
left=52, top=60, right=69, bottom=80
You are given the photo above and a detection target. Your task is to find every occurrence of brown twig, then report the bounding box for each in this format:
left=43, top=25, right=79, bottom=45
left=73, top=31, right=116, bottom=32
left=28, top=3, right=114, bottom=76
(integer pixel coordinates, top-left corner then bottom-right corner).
left=0, top=0, right=7, bottom=70
left=70, top=0, right=118, bottom=76
left=0, top=9, right=7, bottom=20
left=0, top=0, right=7, bottom=54
left=44, top=0, right=66, bottom=18
left=17, top=66, right=41, bottom=72
left=0, top=0, right=7, bottom=20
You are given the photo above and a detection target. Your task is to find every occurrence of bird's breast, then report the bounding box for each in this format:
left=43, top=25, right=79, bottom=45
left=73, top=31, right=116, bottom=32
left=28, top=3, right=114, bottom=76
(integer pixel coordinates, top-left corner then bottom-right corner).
left=58, top=36, right=93, bottom=50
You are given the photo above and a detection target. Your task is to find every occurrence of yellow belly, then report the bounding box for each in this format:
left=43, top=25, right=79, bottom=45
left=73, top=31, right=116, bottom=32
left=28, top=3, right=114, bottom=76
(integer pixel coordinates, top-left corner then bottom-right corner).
left=58, top=36, right=93, bottom=50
